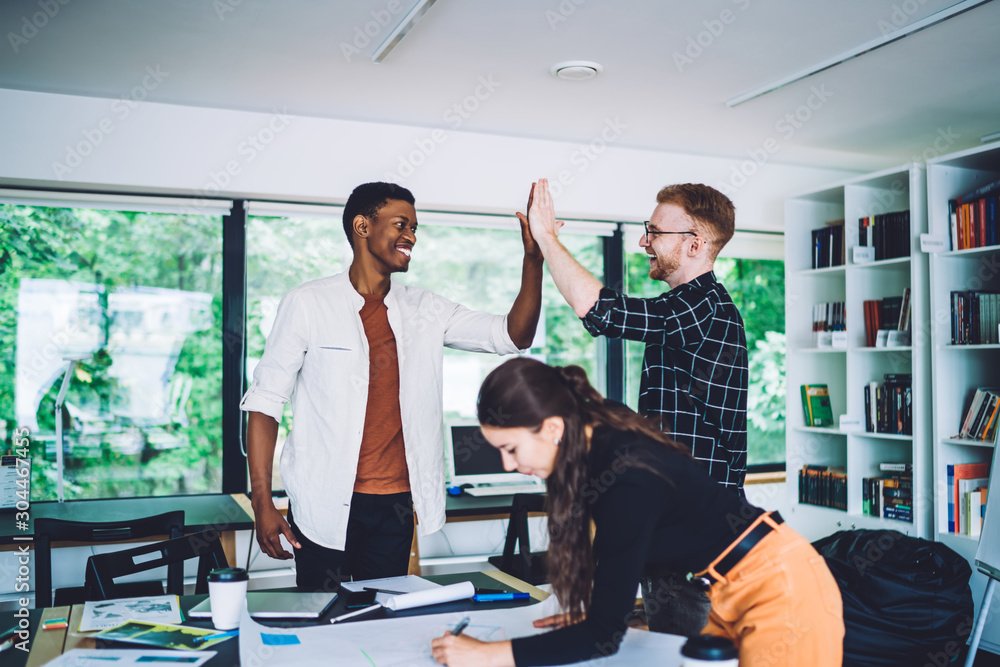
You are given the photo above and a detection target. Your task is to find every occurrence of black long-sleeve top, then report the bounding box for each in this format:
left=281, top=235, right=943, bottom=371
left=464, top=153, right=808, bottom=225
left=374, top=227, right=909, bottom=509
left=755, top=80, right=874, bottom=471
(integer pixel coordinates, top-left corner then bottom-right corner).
left=511, top=426, right=764, bottom=666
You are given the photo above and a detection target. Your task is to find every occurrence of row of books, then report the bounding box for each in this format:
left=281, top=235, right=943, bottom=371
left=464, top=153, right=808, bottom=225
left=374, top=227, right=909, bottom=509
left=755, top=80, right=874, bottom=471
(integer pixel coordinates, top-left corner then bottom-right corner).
left=958, top=387, right=1000, bottom=442
left=948, top=178, right=1000, bottom=251
left=864, top=374, right=913, bottom=435
left=800, top=384, right=834, bottom=427
left=858, top=211, right=911, bottom=261
left=946, top=461, right=990, bottom=535
left=950, top=290, right=1000, bottom=345
left=862, top=288, right=912, bottom=347
left=812, top=302, right=845, bottom=345
left=811, top=221, right=845, bottom=269
left=798, top=465, right=847, bottom=510
left=862, top=464, right=913, bottom=523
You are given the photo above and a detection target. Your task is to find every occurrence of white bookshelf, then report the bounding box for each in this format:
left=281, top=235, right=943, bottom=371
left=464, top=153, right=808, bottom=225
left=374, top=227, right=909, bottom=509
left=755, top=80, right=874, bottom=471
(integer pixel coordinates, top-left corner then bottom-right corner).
left=784, top=164, right=931, bottom=540
left=926, top=141, right=1000, bottom=651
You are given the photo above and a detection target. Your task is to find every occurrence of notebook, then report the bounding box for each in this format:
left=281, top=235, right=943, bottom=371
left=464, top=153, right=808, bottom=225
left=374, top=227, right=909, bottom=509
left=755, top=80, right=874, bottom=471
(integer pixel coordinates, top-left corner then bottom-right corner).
left=188, top=592, right=338, bottom=619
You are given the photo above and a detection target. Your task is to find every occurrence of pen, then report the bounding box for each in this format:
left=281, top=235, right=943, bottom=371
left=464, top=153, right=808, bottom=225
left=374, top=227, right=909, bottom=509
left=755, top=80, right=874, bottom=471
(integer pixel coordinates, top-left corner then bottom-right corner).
left=363, top=587, right=405, bottom=595
left=452, top=616, right=470, bottom=636
left=0, top=626, right=16, bottom=654
left=331, top=603, right=383, bottom=624
left=473, top=592, right=530, bottom=602
left=193, top=630, right=239, bottom=643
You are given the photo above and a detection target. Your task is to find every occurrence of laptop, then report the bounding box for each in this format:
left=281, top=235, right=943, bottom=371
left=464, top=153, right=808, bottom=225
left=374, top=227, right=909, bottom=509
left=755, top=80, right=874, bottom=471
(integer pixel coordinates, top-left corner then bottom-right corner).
left=188, top=591, right=338, bottom=619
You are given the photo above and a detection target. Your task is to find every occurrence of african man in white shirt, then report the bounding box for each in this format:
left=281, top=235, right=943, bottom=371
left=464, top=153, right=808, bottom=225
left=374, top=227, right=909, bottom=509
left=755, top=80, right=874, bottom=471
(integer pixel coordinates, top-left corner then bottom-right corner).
left=241, top=182, right=542, bottom=591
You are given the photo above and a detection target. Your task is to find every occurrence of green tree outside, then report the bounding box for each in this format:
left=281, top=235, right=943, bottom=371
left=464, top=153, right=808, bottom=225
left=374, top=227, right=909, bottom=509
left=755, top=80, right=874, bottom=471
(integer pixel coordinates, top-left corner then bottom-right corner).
left=0, top=204, right=222, bottom=500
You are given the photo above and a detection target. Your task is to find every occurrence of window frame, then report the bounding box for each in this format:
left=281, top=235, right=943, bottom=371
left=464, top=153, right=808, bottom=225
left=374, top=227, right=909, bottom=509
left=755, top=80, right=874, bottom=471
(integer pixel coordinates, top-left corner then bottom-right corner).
left=2, top=190, right=785, bottom=499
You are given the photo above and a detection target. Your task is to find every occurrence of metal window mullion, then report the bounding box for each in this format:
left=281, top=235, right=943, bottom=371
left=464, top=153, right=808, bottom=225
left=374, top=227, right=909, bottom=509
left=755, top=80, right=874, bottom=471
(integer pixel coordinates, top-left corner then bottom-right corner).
left=222, top=200, right=248, bottom=494
left=603, top=225, right=626, bottom=403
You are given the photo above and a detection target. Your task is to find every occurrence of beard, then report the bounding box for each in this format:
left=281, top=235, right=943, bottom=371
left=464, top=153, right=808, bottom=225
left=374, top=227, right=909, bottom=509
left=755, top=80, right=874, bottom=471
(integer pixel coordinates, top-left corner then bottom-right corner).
left=648, top=244, right=682, bottom=282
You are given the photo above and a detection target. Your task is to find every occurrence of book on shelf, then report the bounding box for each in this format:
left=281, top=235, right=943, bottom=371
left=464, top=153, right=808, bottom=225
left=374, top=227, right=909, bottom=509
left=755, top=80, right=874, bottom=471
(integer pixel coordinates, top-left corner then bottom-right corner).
left=863, top=291, right=911, bottom=347
left=858, top=210, right=911, bottom=261
left=946, top=461, right=990, bottom=533
left=862, top=468, right=913, bottom=523
left=957, top=476, right=988, bottom=535
left=898, top=287, right=912, bottom=332
left=949, top=179, right=1000, bottom=251
left=811, top=220, right=845, bottom=269
left=799, top=465, right=847, bottom=510
left=812, top=302, right=845, bottom=346
left=949, top=291, right=1000, bottom=345
left=801, top=384, right=834, bottom=427
left=956, top=388, right=1000, bottom=442
left=968, top=487, right=988, bottom=537
left=864, top=374, right=912, bottom=435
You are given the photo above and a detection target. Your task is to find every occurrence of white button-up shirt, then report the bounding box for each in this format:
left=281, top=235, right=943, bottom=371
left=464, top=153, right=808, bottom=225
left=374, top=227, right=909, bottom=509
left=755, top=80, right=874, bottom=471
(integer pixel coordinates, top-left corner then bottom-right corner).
left=240, top=270, right=520, bottom=550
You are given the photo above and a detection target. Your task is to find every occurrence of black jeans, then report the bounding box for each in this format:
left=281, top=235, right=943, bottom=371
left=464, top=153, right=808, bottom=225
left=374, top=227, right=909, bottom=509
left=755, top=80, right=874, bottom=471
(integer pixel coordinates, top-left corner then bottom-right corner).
left=287, top=491, right=414, bottom=593
left=641, top=568, right=712, bottom=637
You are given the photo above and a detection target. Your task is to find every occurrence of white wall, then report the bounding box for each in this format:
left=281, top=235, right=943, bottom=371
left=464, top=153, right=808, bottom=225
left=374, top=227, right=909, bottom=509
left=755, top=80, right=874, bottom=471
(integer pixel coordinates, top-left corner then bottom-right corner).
left=0, top=88, right=857, bottom=226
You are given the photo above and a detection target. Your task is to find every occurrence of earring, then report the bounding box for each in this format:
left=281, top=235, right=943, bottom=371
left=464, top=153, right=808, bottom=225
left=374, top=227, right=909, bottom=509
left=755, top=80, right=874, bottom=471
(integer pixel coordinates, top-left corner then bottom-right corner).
left=553, top=437, right=560, bottom=446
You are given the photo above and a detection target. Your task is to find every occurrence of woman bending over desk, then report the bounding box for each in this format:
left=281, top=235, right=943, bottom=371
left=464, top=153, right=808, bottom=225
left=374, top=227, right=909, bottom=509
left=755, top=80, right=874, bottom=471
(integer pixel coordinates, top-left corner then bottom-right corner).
left=431, top=357, right=843, bottom=667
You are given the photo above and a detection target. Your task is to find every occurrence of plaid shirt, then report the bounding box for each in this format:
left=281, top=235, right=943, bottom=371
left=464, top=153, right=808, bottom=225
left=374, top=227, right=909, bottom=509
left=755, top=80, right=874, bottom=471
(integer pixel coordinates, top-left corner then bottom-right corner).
left=582, top=271, right=748, bottom=492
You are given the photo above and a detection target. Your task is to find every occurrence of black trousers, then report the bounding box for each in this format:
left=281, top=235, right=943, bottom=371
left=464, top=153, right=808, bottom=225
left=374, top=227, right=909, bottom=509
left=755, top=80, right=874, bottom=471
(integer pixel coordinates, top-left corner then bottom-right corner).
left=287, top=491, right=414, bottom=593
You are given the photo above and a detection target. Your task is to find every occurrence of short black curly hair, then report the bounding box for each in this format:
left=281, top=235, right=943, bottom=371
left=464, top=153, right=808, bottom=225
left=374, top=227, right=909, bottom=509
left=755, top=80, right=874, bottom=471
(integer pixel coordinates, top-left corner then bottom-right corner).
left=342, top=182, right=415, bottom=248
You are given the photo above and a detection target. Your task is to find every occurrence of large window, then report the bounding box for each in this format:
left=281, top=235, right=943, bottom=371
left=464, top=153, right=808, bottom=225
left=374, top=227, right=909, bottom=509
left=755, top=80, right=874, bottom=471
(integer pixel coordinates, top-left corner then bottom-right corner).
left=245, top=208, right=353, bottom=491
left=0, top=195, right=227, bottom=500
left=623, top=230, right=786, bottom=468
left=398, top=219, right=606, bottom=420
left=1, top=192, right=785, bottom=501
left=244, top=205, right=608, bottom=490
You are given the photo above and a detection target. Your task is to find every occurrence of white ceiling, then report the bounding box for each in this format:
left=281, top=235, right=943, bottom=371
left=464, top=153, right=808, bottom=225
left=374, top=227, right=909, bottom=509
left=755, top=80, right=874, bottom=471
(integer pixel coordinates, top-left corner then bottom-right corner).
left=1, top=0, right=999, bottom=171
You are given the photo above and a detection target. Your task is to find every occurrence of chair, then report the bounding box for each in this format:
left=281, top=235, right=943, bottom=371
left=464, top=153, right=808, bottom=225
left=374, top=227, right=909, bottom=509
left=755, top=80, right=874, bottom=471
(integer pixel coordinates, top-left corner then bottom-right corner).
left=85, top=530, right=228, bottom=600
left=487, top=494, right=548, bottom=586
left=34, top=511, right=185, bottom=608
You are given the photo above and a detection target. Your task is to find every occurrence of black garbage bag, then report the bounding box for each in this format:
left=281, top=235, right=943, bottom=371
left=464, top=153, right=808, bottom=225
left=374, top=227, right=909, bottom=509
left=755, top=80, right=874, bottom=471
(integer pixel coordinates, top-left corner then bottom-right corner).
left=813, top=529, right=974, bottom=667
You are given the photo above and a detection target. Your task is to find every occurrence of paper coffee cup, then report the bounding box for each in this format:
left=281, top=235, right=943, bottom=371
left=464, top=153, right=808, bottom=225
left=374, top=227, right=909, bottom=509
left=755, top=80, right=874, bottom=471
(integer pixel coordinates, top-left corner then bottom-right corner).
left=207, top=567, right=249, bottom=630
left=680, top=635, right=739, bottom=666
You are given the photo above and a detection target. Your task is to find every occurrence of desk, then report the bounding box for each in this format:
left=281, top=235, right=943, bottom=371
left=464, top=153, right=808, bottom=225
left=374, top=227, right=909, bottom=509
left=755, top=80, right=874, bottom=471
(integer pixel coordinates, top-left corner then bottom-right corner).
left=445, top=492, right=545, bottom=521
left=14, top=570, right=548, bottom=667
left=0, top=494, right=255, bottom=568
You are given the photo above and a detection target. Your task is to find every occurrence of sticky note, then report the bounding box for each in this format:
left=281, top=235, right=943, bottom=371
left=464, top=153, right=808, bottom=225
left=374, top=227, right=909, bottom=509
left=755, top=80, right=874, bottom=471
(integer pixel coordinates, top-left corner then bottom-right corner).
left=261, top=633, right=300, bottom=646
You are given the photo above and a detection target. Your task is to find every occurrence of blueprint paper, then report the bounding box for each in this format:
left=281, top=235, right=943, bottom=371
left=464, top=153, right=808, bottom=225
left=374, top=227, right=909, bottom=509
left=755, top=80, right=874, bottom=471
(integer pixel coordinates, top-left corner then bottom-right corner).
left=237, top=603, right=685, bottom=666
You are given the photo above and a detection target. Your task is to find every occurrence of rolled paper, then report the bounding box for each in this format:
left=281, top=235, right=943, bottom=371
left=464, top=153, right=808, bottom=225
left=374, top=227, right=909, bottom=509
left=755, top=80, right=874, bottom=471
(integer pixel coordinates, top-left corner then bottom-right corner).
left=382, top=581, right=476, bottom=612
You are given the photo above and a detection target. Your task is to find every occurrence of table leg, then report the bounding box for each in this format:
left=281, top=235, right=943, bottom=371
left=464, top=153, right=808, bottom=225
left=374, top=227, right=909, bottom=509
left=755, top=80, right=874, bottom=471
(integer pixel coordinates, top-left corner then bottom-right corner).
left=221, top=530, right=237, bottom=567
left=408, top=514, right=421, bottom=576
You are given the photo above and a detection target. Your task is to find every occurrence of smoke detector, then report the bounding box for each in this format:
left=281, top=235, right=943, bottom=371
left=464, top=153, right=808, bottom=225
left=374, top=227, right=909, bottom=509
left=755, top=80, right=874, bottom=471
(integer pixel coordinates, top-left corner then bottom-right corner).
left=550, top=61, right=603, bottom=81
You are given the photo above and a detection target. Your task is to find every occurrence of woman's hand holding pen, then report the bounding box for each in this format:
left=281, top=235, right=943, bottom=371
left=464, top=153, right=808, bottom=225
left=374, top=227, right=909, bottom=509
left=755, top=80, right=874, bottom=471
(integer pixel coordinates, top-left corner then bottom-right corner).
left=431, top=618, right=515, bottom=667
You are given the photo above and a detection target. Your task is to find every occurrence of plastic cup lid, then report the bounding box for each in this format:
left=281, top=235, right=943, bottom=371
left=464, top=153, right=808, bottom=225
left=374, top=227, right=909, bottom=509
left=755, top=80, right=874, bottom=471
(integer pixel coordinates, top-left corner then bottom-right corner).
left=680, top=635, right=739, bottom=659
left=208, top=567, right=249, bottom=582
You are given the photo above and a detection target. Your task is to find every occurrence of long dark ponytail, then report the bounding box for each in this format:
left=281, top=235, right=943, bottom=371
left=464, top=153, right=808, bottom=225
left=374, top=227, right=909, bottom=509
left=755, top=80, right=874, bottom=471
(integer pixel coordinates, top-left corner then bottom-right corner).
left=477, top=357, right=689, bottom=620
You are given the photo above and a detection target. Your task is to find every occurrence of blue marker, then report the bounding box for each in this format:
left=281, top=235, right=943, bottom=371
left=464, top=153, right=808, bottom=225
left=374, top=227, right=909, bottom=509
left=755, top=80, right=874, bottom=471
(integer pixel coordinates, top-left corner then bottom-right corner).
left=193, top=629, right=239, bottom=643
left=472, top=592, right=530, bottom=602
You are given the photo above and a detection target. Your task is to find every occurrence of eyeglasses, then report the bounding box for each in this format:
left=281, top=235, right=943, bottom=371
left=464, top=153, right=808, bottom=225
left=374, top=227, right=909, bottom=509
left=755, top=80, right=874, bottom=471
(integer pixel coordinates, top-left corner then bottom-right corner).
left=643, top=221, right=697, bottom=239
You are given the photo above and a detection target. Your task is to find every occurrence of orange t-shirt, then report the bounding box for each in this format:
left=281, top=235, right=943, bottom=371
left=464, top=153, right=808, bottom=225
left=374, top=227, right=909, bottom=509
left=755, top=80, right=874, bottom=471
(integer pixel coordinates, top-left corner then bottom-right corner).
left=353, top=294, right=410, bottom=494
